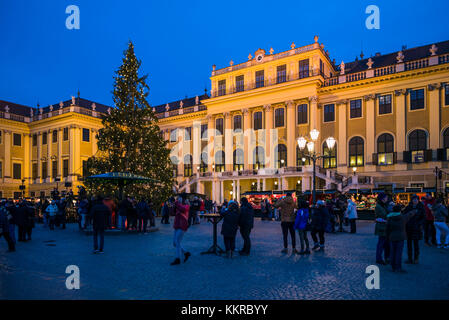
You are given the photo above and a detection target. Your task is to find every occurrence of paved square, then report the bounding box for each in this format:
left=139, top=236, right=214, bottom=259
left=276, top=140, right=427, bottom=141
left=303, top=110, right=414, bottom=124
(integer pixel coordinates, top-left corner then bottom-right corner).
left=1, top=219, right=448, bottom=300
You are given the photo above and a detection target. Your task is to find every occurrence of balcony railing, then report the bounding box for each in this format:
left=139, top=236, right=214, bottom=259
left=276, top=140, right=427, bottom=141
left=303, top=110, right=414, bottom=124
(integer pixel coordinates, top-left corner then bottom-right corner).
left=211, top=69, right=324, bottom=98
left=155, top=104, right=207, bottom=120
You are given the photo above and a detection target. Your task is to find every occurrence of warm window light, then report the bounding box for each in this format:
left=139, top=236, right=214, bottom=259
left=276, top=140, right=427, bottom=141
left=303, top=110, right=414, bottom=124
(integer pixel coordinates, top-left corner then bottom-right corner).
left=353, top=167, right=357, bottom=172
left=297, top=180, right=301, bottom=184
left=230, top=191, right=233, bottom=195
left=274, top=181, right=278, bottom=185
left=310, top=129, right=320, bottom=141
left=326, top=136, right=336, bottom=150
left=302, top=157, right=306, bottom=162
left=306, top=141, right=315, bottom=153
left=297, top=137, right=307, bottom=150
left=280, top=159, right=285, bottom=164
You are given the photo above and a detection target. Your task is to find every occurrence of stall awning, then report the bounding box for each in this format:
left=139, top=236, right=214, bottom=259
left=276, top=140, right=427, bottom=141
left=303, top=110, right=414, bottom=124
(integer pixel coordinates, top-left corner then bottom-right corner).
left=422, top=187, right=436, bottom=193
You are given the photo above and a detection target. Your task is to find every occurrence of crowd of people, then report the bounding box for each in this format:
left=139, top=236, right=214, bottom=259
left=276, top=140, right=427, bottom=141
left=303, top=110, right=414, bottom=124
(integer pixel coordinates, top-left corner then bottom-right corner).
left=1, top=189, right=448, bottom=274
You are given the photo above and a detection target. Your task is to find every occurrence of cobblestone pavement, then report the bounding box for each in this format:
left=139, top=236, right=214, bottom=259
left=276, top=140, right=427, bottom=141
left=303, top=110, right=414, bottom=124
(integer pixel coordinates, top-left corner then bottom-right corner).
left=1, top=218, right=448, bottom=300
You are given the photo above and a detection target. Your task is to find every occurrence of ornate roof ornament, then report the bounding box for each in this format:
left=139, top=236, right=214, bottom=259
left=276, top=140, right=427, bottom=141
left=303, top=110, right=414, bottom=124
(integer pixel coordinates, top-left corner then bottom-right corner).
left=49, top=105, right=53, bottom=111
left=71, top=96, right=76, bottom=105
left=340, top=61, right=345, bottom=75
left=39, top=108, right=43, bottom=115
left=165, top=103, right=170, bottom=111
left=229, top=60, right=234, bottom=66
left=59, top=101, right=64, bottom=108
left=107, top=107, right=111, bottom=114
left=314, top=35, right=319, bottom=43
left=180, top=101, right=183, bottom=109
left=152, top=107, right=156, bottom=113
left=366, top=58, right=374, bottom=69
left=195, top=96, right=199, bottom=105
left=248, top=53, right=252, bottom=60
left=4, top=105, right=9, bottom=113
left=91, top=103, right=96, bottom=111
left=396, top=51, right=404, bottom=63
left=30, top=109, right=34, bottom=117
left=291, top=42, right=296, bottom=49
left=429, top=44, right=438, bottom=56
left=269, top=47, right=274, bottom=55
left=212, top=65, right=216, bottom=71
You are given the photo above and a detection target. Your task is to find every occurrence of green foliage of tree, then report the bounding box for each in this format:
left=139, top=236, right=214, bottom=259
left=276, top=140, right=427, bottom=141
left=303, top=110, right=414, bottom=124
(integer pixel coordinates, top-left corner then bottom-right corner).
left=86, top=41, right=174, bottom=205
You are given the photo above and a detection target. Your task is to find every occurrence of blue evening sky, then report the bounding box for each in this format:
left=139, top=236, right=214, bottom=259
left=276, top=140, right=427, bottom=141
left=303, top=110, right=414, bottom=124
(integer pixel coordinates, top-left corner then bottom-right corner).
left=1, top=0, right=448, bottom=108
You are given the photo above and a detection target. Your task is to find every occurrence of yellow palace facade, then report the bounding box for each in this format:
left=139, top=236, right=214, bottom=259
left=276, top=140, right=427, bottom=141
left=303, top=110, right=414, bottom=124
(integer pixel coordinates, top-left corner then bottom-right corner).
left=0, top=97, right=107, bottom=198
left=2, top=36, right=449, bottom=202
left=156, top=37, right=449, bottom=203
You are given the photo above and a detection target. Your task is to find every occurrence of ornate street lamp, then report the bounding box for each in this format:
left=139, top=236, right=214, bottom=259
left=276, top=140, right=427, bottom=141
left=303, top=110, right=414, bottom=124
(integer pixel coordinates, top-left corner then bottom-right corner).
left=297, top=131, right=336, bottom=205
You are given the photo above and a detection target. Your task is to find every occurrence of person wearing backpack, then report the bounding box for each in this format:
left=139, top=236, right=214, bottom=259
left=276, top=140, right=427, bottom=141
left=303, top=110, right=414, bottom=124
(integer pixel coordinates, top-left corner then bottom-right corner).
left=294, top=200, right=310, bottom=255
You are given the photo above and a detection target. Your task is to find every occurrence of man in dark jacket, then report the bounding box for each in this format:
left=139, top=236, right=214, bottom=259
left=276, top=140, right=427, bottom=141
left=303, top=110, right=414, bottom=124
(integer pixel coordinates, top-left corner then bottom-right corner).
left=0, top=204, right=15, bottom=252
left=220, top=201, right=240, bottom=258
left=422, top=193, right=436, bottom=246
left=136, top=199, right=150, bottom=233
left=310, top=200, right=330, bottom=251
left=403, top=195, right=426, bottom=264
left=15, top=200, right=28, bottom=242
left=90, top=196, right=111, bottom=253
left=386, top=204, right=416, bottom=273
left=118, top=197, right=132, bottom=230
left=238, top=197, right=254, bottom=256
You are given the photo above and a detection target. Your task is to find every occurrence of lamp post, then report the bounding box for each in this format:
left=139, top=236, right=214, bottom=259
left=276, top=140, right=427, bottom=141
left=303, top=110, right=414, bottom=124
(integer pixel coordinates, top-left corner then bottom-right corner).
left=297, top=130, right=336, bottom=205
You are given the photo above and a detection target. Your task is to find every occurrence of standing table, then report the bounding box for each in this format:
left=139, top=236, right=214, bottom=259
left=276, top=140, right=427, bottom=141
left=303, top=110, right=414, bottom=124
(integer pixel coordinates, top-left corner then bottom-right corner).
left=200, top=213, right=225, bottom=255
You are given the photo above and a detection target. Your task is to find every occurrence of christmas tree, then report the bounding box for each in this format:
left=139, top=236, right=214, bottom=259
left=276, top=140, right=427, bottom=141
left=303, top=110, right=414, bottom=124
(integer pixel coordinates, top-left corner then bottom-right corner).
left=86, top=41, right=174, bottom=205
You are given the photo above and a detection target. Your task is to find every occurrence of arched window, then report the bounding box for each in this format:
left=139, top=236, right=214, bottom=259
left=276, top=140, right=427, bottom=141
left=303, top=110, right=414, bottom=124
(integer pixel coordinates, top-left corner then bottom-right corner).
left=275, top=144, right=287, bottom=168
left=233, top=149, right=244, bottom=171
left=296, top=146, right=310, bottom=167
left=274, top=108, right=285, bottom=128
left=323, top=143, right=337, bottom=168
left=215, top=118, right=224, bottom=136
left=408, top=129, right=427, bottom=163
left=200, top=152, right=208, bottom=173
left=253, top=146, right=265, bottom=170
left=170, top=156, right=179, bottom=178
left=215, top=151, right=225, bottom=172
left=253, top=111, right=263, bottom=130
left=377, top=133, right=394, bottom=165
left=52, top=130, right=58, bottom=143
left=183, top=155, right=192, bottom=177
left=349, top=137, right=364, bottom=167
left=233, top=115, right=242, bottom=133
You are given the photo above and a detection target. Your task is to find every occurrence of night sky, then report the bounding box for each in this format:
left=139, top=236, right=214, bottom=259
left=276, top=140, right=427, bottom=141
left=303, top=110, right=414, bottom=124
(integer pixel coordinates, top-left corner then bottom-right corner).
left=1, top=0, right=448, bottom=108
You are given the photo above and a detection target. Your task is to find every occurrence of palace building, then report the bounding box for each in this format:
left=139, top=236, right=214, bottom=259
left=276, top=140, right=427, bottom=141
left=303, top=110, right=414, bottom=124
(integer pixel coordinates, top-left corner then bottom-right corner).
left=155, top=36, right=449, bottom=203
left=2, top=36, right=449, bottom=202
left=0, top=97, right=107, bottom=198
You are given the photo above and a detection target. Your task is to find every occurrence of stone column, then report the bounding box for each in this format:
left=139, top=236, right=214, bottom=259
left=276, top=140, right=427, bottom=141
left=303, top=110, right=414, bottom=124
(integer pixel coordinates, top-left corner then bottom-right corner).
left=395, top=90, right=407, bottom=161
left=220, top=180, right=224, bottom=203
left=37, top=132, right=42, bottom=183
left=365, top=94, right=376, bottom=169
left=4, top=131, right=11, bottom=181
left=236, top=179, right=240, bottom=199
left=264, top=104, right=273, bottom=168
left=69, top=126, right=74, bottom=181
left=23, top=134, right=30, bottom=187
left=207, top=115, right=215, bottom=171
left=286, top=100, right=296, bottom=167
left=428, top=84, right=441, bottom=149
left=47, top=129, right=51, bottom=182
left=262, top=178, right=266, bottom=191
left=337, top=100, right=347, bottom=172
left=58, top=128, right=63, bottom=178
left=224, top=112, right=233, bottom=171
left=242, top=109, right=251, bottom=169
left=192, top=120, right=201, bottom=171
left=92, top=128, right=98, bottom=157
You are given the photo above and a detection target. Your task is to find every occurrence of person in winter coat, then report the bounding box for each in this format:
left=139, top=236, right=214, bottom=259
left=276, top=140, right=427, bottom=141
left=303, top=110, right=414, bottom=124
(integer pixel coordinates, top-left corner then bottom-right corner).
left=5, top=201, right=16, bottom=243
left=374, top=193, right=390, bottom=265
left=136, top=199, right=151, bottom=233
left=274, top=193, right=298, bottom=254
left=118, top=197, right=132, bottom=230
left=15, top=200, right=29, bottom=241
left=189, top=196, right=201, bottom=226
left=25, top=201, right=35, bottom=241
left=345, top=197, right=358, bottom=233
left=422, top=193, right=437, bottom=246
left=220, top=200, right=240, bottom=258
left=45, top=201, right=59, bottom=230
left=432, top=198, right=449, bottom=248
left=310, top=200, right=330, bottom=251
left=78, top=198, right=89, bottom=230
left=171, top=196, right=191, bottom=265
left=294, top=200, right=310, bottom=254
left=0, top=204, right=15, bottom=252
left=238, top=197, right=254, bottom=256
left=386, top=204, right=416, bottom=273
left=90, top=196, right=111, bottom=254
left=403, top=195, right=426, bottom=264
left=161, top=199, right=172, bottom=224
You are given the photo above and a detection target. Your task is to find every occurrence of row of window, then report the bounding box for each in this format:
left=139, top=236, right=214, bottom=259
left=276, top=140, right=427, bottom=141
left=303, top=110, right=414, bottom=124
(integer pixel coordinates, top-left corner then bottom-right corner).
left=171, top=128, right=449, bottom=177
left=3, top=159, right=89, bottom=180
left=0, top=128, right=92, bottom=147
left=217, top=59, right=314, bottom=96
left=169, top=86, right=449, bottom=141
